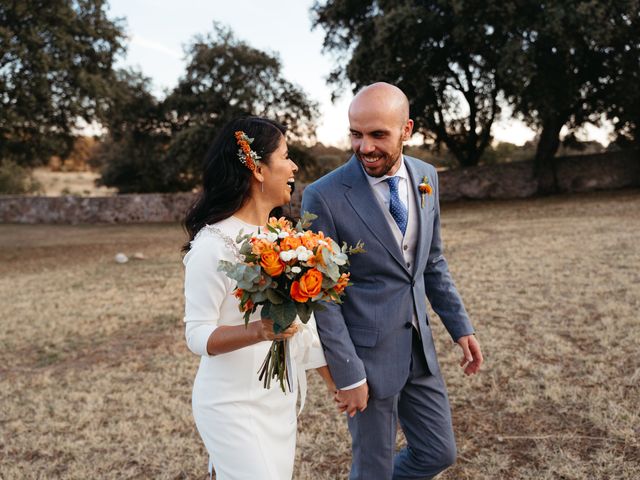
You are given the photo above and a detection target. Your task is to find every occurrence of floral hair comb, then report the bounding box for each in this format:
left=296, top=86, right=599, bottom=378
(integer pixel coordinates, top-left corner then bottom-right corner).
left=235, top=131, right=262, bottom=172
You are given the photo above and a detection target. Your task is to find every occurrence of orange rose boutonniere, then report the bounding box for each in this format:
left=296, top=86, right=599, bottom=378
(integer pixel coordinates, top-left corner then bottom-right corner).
left=418, top=175, right=433, bottom=208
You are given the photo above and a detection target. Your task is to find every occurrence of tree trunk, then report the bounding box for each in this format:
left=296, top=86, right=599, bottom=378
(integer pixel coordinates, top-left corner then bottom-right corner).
left=534, top=116, right=565, bottom=194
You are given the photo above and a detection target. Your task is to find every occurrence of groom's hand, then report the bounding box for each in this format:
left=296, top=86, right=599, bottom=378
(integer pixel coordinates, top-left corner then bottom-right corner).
left=457, top=335, right=483, bottom=375
left=334, top=383, right=369, bottom=417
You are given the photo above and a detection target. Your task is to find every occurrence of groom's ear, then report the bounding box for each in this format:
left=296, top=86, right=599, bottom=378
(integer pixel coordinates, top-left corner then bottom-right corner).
left=401, top=119, right=414, bottom=141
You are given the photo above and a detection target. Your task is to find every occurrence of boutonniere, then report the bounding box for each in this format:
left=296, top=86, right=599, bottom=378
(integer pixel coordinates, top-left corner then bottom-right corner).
left=418, top=176, right=433, bottom=208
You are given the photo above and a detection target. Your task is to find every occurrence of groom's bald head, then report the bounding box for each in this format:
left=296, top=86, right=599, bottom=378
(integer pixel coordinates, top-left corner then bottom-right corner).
left=349, top=82, right=410, bottom=128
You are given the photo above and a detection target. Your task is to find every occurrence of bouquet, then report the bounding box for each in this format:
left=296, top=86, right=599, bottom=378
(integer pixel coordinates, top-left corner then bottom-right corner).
left=218, top=212, right=364, bottom=392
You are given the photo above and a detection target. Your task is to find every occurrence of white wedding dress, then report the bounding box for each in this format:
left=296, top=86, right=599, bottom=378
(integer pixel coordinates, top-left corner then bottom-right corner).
left=183, top=215, right=327, bottom=480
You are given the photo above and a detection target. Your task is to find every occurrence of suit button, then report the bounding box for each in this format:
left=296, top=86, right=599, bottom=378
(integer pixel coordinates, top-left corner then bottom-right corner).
left=411, top=279, right=416, bottom=287
left=404, top=322, right=412, bottom=329
left=406, top=262, right=411, bottom=268
left=403, top=245, right=408, bottom=251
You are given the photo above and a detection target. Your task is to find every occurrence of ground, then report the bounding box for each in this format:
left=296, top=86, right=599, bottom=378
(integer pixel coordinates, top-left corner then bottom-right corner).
left=1, top=189, right=638, bottom=479
left=31, top=168, right=116, bottom=196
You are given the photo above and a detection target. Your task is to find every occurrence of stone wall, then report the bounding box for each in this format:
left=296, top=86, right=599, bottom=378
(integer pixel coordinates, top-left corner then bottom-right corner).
left=0, top=192, right=196, bottom=224
left=438, top=149, right=639, bottom=202
left=1, top=150, right=637, bottom=224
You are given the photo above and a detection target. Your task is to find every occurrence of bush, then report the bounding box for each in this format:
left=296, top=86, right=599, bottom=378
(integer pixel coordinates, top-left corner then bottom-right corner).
left=0, top=160, right=42, bottom=194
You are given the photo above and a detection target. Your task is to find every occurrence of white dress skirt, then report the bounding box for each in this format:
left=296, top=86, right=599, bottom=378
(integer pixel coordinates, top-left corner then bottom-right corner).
left=183, top=216, right=327, bottom=480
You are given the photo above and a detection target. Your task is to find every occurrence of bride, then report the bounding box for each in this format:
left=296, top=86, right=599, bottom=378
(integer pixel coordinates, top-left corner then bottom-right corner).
left=182, top=116, right=334, bottom=479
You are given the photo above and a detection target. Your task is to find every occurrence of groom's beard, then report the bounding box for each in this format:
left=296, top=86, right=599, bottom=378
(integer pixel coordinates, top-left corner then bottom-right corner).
left=356, top=150, right=402, bottom=178
left=356, top=136, right=404, bottom=178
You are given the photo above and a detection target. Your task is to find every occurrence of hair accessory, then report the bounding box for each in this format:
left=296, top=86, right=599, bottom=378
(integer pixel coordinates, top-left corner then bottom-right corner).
left=235, top=131, right=262, bottom=172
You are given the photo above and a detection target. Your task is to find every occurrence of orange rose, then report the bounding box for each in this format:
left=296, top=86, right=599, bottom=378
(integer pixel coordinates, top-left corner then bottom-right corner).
left=279, top=236, right=302, bottom=251
left=234, top=288, right=244, bottom=300
left=268, top=216, right=292, bottom=231
left=290, top=281, right=309, bottom=303
left=298, top=268, right=323, bottom=298
left=251, top=238, right=272, bottom=255
left=260, top=250, right=285, bottom=277
left=334, top=273, right=350, bottom=295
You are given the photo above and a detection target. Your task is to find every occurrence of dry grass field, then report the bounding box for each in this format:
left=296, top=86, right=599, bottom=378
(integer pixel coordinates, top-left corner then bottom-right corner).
left=31, top=168, right=117, bottom=196
left=1, top=189, right=639, bottom=479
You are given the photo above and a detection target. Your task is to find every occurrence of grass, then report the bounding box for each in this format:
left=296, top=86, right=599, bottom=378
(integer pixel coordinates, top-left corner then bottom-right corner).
left=1, top=189, right=639, bottom=479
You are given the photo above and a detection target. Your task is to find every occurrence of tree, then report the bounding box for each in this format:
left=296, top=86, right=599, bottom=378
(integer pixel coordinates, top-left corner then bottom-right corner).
left=0, top=0, right=125, bottom=166
left=312, top=0, right=517, bottom=167
left=161, top=25, right=318, bottom=184
left=502, top=0, right=640, bottom=192
left=92, top=69, right=176, bottom=193
left=604, top=3, right=640, bottom=148
left=97, top=25, right=319, bottom=193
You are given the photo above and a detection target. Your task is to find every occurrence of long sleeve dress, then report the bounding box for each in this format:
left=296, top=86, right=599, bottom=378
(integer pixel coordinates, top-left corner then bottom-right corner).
left=183, top=215, right=327, bottom=480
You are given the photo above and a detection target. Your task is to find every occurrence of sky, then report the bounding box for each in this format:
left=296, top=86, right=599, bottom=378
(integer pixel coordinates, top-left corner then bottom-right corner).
left=106, top=0, right=611, bottom=148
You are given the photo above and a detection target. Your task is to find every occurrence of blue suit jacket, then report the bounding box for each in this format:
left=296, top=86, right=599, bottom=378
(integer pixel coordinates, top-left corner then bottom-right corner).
left=301, top=155, right=474, bottom=399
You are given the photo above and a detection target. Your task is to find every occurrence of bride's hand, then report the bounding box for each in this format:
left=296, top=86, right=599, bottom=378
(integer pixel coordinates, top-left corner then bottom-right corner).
left=255, top=319, right=299, bottom=341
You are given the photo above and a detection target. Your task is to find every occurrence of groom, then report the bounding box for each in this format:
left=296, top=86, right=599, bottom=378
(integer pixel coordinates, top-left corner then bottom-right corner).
left=301, top=82, right=483, bottom=480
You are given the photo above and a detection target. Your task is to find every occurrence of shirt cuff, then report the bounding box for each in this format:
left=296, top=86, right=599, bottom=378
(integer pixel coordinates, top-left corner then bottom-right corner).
left=340, top=378, right=366, bottom=390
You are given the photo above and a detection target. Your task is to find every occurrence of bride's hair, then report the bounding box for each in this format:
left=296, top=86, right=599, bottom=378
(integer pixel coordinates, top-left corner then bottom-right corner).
left=182, top=116, right=286, bottom=252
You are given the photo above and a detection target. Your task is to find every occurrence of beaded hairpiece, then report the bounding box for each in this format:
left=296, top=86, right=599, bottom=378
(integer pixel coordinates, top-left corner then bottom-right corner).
left=234, top=131, right=261, bottom=172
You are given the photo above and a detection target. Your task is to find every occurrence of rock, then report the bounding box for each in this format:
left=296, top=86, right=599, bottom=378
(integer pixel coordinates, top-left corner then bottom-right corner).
left=114, top=253, right=129, bottom=264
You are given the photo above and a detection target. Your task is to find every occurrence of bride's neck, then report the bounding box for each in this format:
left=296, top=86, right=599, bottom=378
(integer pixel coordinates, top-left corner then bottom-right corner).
left=233, top=196, right=273, bottom=227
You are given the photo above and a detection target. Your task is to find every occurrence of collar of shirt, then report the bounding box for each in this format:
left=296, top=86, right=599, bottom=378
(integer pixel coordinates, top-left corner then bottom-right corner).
left=362, top=155, right=409, bottom=209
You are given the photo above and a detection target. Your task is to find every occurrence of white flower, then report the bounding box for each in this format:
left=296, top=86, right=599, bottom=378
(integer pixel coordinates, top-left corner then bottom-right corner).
left=278, top=231, right=290, bottom=239
left=297, top=251, right=311, bottom=261
left=295, top=245, right=313, bottom=261
left=291, top=266, right=301, bottom=274
left=280, top=250, right=296, bottom=262
left=266, top=232, right=278, bottom=243
left=332, top=252, right=348, bottom=266
left=256, top=233, right=267, bottom=240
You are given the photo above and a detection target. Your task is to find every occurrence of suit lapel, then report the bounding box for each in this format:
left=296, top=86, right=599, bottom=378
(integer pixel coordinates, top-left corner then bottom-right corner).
left=342, top=157, right=409, bottom=274
left=405, top=158, right=428, bottom=277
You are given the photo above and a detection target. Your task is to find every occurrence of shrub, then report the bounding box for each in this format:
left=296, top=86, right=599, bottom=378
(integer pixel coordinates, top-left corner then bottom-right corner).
left=0, top=160, right=42, bottom=194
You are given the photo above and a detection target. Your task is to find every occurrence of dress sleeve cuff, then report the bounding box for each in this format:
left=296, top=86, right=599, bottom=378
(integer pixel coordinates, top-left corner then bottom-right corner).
left=185, top=322, right=217, bottom=357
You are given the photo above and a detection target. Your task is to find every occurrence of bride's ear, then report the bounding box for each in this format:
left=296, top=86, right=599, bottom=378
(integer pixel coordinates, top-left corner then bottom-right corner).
left=252, top=164, right=265, bottom=184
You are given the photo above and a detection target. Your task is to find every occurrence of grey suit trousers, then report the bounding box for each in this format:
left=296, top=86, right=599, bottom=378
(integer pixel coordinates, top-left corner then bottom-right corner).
left=347, top=329, right=457, bottom=480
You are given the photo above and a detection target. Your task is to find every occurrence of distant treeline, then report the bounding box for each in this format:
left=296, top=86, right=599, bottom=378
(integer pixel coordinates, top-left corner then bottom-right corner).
left=1, top=1, right=638, bottom=195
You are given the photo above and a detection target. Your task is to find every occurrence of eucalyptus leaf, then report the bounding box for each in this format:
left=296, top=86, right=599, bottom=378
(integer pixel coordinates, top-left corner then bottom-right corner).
left=269, top=302, right=297, bottom=330
left=325, top=262, right=340, bottom=282
left=295, top=302, right=311, bottom=323
left=265, top=288, right=284, bottom=305
left=252, top=291, right=267, bottom=303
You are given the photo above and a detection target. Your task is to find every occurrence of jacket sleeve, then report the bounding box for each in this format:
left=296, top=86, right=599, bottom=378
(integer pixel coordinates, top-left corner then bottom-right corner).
left=423, top=169, right=475, bottom=342
left=301, top=184, right=367, bottom=388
